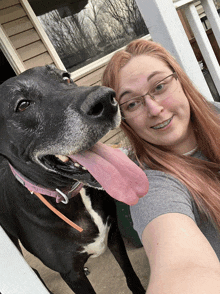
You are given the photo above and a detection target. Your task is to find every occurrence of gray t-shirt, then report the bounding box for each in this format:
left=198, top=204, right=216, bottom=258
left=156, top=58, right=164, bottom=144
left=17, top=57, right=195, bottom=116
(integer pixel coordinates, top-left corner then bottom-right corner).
left=130, top=148, right=220, bottom=260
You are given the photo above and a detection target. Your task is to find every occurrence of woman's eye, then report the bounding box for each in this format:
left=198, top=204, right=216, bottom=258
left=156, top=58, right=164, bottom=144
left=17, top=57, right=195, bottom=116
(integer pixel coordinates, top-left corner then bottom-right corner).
left=16, top=100, right=31, bottom=112
left=150, top=83, right=166, bottom=95
left=155, top=83, right=164, bottom=91
left=126, top=99, right=142, bottom=111
left=151, top=82, right=165, bottom=94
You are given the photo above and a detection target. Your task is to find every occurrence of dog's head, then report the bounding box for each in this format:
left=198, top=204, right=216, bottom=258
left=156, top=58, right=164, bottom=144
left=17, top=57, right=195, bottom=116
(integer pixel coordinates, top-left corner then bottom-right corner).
left=0, top=65, right=121, bottom=189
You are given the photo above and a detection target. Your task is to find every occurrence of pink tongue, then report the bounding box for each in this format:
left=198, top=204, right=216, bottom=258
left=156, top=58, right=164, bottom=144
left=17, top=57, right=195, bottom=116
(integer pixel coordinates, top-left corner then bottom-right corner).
left=69, top=142, right=149, bottom=205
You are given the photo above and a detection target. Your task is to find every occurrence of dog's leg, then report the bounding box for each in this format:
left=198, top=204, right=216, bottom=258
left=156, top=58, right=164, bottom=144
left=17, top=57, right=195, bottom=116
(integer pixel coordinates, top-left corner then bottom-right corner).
left=61, top=270, right=96, bottom=294
left=108, top=222, right=145, bottom=294
left=60, top=256, right=96, bottom=294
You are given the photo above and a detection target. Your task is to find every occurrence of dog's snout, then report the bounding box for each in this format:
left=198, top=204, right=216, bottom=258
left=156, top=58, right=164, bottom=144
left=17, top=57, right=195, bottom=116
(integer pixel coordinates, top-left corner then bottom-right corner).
left=87, top=93, right=117, bottom=116
left=80, top=87, right=118, bottom=118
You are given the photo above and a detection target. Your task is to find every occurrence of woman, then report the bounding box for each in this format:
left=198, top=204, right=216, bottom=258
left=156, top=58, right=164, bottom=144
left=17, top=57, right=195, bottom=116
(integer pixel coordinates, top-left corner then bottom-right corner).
left=102, top=39, right=220, bottom=293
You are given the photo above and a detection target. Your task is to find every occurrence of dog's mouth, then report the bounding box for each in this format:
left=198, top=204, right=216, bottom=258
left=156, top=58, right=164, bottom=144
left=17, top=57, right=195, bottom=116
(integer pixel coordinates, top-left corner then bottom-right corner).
left=40, top=152, right=101, bottom=188
left=41, top=154, right=86, bottom=172
left=38, top=142, right=149, bottom=205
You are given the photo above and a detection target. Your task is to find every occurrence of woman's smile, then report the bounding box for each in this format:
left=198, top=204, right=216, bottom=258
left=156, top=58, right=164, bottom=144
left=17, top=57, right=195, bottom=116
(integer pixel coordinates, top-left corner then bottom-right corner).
left=151, top=116, right=174, bottom=130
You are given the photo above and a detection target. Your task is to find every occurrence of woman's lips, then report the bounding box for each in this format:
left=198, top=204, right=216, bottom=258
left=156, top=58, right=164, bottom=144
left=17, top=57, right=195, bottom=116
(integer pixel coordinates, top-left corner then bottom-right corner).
left=151, top=116, right=173, bottom=130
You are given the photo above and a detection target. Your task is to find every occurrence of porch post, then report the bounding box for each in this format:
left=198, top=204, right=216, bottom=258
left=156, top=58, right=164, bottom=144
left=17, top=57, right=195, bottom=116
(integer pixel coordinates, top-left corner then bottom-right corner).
left=183, top=2, right=220, bottom=95
left=201, top=0, right=220, bottom=48
left=0, top=226, right=50, bottom=294
left=135, top=0, right=213, bottom=101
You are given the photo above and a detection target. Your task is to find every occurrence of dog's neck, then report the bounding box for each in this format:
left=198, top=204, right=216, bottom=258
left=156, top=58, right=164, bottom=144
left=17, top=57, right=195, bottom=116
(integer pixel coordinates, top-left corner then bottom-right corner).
left=9, top=163, right=83, bottom=204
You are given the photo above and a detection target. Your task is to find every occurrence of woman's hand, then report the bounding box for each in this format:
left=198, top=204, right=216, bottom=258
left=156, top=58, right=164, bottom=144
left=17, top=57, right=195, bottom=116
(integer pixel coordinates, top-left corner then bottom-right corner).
left=142, top=213, right=220, bottom=293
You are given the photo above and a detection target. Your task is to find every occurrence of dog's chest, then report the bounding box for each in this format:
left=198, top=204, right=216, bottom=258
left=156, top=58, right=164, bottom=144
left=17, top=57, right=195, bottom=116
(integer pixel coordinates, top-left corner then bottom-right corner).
left=80, top=188, right=110, bottom=258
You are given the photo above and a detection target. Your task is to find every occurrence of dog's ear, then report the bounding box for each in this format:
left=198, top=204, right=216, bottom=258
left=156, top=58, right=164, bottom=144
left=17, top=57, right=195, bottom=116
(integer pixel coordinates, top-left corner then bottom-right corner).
left=45, top=65, right=76, bottom=86
left=45, top=64, right=57, bottom=70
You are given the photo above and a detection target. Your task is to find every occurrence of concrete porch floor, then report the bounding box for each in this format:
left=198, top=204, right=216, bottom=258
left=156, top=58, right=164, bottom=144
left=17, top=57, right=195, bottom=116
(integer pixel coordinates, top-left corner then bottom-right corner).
left=22, top=239, right=150, bottom=294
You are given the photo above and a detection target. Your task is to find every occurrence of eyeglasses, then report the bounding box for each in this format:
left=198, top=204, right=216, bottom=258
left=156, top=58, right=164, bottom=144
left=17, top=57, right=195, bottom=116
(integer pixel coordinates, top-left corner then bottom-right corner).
left=119, top=72, right=178, bottom=119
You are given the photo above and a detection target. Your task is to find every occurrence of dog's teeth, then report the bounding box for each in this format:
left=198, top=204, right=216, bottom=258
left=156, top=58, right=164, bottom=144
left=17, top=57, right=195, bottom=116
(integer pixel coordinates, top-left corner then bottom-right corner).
left=55, top=155, right=69, bottom=162
left=73, top=162, right=87, bottom=170
left=74, top=163, right=81, bottom=168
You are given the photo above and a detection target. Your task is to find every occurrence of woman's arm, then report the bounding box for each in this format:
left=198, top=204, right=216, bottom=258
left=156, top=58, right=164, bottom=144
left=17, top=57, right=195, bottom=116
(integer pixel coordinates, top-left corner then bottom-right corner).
left=142, top=213, right=220, bottom=294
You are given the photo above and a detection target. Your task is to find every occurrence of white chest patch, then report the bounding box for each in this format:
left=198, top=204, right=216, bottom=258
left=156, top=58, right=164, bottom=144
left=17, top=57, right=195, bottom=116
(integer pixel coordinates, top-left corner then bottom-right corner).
left=80, top=188, right=110, bottom=258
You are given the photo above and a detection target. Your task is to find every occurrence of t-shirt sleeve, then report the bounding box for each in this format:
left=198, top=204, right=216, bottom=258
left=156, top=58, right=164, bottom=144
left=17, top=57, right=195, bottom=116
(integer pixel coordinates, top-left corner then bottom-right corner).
left=130, top=170, right=196, bottom=240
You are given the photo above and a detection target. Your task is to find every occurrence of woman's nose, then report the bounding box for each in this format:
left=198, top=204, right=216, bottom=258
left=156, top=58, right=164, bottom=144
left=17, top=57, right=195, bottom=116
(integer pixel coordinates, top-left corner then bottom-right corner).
left=144, top=96, right=164, bottom=117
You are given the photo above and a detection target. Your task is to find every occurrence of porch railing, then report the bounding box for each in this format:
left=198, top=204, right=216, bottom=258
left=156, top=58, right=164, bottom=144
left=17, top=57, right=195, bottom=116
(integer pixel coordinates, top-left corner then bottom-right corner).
left=135, top=0, right=220, bottom=101
left=175, top=0, right=220, bottom=97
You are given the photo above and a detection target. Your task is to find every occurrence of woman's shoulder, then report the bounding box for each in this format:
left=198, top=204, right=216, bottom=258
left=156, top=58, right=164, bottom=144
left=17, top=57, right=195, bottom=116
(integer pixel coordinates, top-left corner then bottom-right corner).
left=130, top=169, right=196, bottom=226
left=143, top=168, right=189, bottom=192
left=142, top=170, right=193, bottom=210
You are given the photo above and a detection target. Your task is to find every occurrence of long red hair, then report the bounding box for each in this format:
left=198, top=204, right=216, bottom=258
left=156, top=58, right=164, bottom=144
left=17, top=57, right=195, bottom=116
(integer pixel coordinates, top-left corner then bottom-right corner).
left=102, top=39, right=220, bottom=230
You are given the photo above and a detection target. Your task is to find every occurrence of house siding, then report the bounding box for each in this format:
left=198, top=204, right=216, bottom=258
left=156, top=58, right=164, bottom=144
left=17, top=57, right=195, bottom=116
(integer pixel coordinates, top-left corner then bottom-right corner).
left=0, top=0, right=65, bottom=73
left=0, top=1, right=52, bottom=69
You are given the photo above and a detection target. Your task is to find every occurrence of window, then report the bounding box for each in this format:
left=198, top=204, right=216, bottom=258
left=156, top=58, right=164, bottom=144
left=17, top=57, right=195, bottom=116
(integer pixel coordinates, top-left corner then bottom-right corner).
left=34, top=0, right=148, bottom=72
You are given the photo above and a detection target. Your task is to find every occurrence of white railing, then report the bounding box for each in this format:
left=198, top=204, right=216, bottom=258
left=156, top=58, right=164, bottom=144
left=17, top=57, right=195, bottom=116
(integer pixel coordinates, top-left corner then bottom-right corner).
left=175, top=0, right=220, bottom=96
left=135, top=0, right=220, bottom=101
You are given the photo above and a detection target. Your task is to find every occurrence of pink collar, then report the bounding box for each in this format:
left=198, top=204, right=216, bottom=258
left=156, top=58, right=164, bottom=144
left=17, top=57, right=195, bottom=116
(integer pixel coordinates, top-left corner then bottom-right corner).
left=9, top=164, right=83, bottom=204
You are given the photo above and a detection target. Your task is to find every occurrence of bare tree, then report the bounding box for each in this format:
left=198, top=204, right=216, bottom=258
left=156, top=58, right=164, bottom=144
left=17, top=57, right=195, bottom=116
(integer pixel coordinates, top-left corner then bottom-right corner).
left=38, top=0, right=148, bottom=71
left=102, top=0, right=148, bottom=37
left=39, top=10, right=97, bottom=68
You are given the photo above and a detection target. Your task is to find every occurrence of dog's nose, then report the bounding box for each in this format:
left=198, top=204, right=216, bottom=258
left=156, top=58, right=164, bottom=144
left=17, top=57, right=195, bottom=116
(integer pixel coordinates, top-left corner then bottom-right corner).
left=80, top=87, right=118, bottom=118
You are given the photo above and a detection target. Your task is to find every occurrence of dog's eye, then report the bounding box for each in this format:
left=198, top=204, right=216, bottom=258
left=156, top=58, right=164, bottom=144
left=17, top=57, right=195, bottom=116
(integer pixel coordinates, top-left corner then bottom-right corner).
left=16, top=100, right=31, bottom=112
left=63, top=76, right=71, bottom=84
left=62, top=73, right=71, bottom=84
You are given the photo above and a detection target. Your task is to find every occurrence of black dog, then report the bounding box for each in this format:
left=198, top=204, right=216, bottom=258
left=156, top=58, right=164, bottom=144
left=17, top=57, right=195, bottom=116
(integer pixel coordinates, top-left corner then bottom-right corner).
left=0, top=65, right=145, bottom=293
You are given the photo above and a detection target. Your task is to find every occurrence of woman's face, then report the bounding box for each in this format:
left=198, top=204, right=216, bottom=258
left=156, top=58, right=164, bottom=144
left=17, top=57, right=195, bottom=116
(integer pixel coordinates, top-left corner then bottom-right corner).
left=117, top=55, right=197, bottom=154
